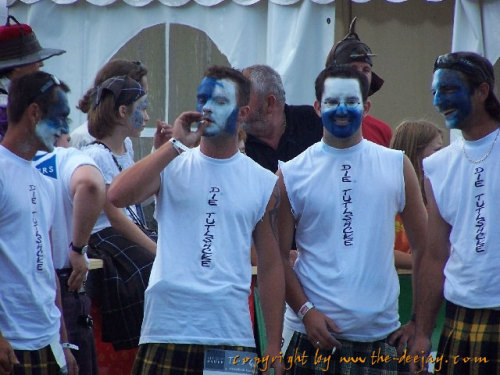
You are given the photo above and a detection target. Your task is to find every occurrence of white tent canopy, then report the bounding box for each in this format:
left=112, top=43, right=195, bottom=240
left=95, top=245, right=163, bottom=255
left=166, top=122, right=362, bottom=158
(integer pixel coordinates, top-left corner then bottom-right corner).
left=3, top=0, right=500, bottom=127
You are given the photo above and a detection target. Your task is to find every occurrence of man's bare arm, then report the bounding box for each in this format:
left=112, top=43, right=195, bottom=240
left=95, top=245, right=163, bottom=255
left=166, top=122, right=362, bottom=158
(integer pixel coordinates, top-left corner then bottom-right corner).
left=253, top=182, right=285, bottom=373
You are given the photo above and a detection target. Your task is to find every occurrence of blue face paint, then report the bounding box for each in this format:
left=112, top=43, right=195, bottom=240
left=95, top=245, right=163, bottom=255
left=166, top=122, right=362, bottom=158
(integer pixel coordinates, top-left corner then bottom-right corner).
left=35, top=89, right=70, bottom=152
left=196, top=77, right=239, bottom=137
left=196, top=77, right=217, bottom=113
left=129, top=96, right=148, bottom=130
left=432, top=69, right=472, bottom=129
left=320, top=78, right=363, bottom=139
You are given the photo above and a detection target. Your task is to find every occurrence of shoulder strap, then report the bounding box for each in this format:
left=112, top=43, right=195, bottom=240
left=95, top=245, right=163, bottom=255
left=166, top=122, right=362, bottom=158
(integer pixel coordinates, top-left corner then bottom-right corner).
left=91, top=140, right=123, bottom=172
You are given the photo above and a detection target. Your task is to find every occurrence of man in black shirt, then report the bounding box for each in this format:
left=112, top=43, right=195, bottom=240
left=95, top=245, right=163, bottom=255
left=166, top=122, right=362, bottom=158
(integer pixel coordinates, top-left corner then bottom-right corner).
left=242, top=65, right=323, bottom=172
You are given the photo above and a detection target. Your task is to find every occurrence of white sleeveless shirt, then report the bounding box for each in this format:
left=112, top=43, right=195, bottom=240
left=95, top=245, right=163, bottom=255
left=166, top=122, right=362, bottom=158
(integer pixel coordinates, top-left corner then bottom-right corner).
left=140, top=147, right=277, bottom=347
left=282, top=140, right=405, bottom=341
left=424, top=130, right=500, bottom=308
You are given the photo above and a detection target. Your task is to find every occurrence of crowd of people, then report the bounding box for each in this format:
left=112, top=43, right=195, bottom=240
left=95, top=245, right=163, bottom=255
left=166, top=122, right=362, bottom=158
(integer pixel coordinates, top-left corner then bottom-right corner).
left=0, top=13, right=499, bottom=375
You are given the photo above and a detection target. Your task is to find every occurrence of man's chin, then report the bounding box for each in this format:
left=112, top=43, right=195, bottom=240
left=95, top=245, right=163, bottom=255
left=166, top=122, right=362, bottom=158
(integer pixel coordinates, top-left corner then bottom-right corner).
left=36, top=137, right=55, bottom=152
left=444, top=117, right=465, bottom=130
left=242, top=121, right=265, bottom=134
left=241, top=122, right=251, bottom=132
left=202, top=129, right=218, bottom=138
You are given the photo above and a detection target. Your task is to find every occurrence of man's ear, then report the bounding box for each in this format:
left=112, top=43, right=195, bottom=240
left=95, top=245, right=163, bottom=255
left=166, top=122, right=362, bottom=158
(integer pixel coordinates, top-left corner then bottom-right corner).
left=313, top=100, right=322, bottom=118
left=238, top=105, right=250, bottom=121
left=265, top=94, right=277, bottom=114
left=477, top=82, right=490, bottom=102
left=27, top=102, right=42, bottom=127
left=363, top=99, right=371, bottom=118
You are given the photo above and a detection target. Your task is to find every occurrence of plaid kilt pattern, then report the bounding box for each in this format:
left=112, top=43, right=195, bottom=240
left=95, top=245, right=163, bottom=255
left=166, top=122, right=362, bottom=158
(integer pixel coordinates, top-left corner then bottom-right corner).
left=131, top=343, right=255, bottom=375
left=284, top=331, right=398, bottom=375
left=13, top=345, right=60, bottom=375
left=87, top=226, right=155, bottom=350
left=434, top=300, right=500, bottom=375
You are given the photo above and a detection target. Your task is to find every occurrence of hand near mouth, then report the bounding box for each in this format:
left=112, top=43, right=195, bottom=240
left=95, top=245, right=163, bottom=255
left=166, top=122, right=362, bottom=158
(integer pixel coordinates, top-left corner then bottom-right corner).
left=172, top=111, right=207, bottom=148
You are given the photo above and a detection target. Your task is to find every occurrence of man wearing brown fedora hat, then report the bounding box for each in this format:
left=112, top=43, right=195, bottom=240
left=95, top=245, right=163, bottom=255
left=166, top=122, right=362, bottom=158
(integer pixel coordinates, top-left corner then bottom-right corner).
left=0, top=15, right=65, bottom=141
left=326, top=17, right=392, bottom=147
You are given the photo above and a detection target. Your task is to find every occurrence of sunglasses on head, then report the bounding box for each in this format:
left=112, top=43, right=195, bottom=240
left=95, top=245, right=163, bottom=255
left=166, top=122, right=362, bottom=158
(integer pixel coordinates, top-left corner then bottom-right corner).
left=39, top=74, right=61, bottom=94
left=434, top=54, right=489, bottom=82
left=28, top=74, right=62, bottom=105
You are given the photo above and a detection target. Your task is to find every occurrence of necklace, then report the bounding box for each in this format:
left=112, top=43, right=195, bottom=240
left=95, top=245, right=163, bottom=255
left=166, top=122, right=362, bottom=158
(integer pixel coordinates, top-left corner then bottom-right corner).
left=461, top=127, right=500, bottom=164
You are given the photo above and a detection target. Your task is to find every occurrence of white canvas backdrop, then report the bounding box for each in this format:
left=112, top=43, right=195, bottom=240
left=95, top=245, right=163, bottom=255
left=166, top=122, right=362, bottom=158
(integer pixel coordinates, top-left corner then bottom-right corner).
left=4, top=0, right=500, bottom=128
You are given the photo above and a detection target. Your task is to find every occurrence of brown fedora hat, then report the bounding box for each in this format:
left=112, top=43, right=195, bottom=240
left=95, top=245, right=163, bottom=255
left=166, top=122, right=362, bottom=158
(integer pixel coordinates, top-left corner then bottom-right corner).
left=0, top=16, right=65, bottom=71
left=325, top=17, right=384, bottom=96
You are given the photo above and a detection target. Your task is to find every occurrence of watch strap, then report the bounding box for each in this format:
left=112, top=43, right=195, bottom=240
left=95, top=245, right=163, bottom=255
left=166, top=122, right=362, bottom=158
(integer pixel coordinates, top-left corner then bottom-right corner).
left=70, top=242, right=88, bottom=255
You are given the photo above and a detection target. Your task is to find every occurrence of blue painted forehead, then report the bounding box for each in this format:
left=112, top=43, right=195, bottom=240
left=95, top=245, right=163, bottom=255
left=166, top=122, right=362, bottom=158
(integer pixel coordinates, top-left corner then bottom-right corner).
left=197, top=77, right=220, bottom=96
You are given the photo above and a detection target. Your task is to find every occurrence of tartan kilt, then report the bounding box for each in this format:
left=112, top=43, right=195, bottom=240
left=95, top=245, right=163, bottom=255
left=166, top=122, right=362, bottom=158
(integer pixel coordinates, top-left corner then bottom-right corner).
left=13, top=345, right=60, bottom=375
left=284, top=331, right=398, bottom=375
left=87, top=226, right=155, bottom=350
left=132, top=343, right=255, bottom=375
left=434, top=300, right=500, bottom=375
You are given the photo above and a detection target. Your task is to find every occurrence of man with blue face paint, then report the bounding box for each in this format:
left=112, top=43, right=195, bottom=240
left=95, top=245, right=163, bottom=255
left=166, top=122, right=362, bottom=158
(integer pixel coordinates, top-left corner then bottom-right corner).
left=277, top=65, right=427, bottom=375
left=34, top=84, right=106, bottom=374
left=324, top=17, right=392, bottom=147
left=35, top=87, right=71, bottom=151
left=0, top=71, right=78, bottom=374
left=196, top=76, right=239, bottom=138
left=408, top=52, right=500, bottom=374
left=107, top=65, right=285, bottom=375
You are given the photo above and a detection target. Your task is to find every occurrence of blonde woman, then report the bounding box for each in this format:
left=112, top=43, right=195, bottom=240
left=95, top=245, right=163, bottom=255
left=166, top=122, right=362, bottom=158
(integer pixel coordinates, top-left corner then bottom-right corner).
left=391, top=120, right=443, bottom=269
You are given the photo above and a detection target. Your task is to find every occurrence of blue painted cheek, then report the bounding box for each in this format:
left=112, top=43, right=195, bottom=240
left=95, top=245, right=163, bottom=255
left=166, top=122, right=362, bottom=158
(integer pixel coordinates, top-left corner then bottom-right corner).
left=45, top=118, right=69, bottom=134
left=46, top=94, right=70, bottom=134
left=434, top=89, right=472, bottom=129
left=433, top=90, right=444, bottom=109
left=449, top=101, right=471, bottom=129
left=224, top=108, right=239, bottom=134
left=61, top=122, right=70, bottom=134
left=321, top=108, right=337, bottom=134
left=130, top=109, right=144, bottom=129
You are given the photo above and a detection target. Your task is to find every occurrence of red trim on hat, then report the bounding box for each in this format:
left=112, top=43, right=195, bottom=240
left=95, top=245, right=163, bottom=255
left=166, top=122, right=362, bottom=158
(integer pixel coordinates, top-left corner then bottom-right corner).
left=0, top=24, right=33, bottom=42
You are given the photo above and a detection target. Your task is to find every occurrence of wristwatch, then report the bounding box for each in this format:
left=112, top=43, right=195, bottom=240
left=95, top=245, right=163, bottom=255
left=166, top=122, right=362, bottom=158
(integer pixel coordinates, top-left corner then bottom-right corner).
left=70, top=242, right=88, bottom=255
